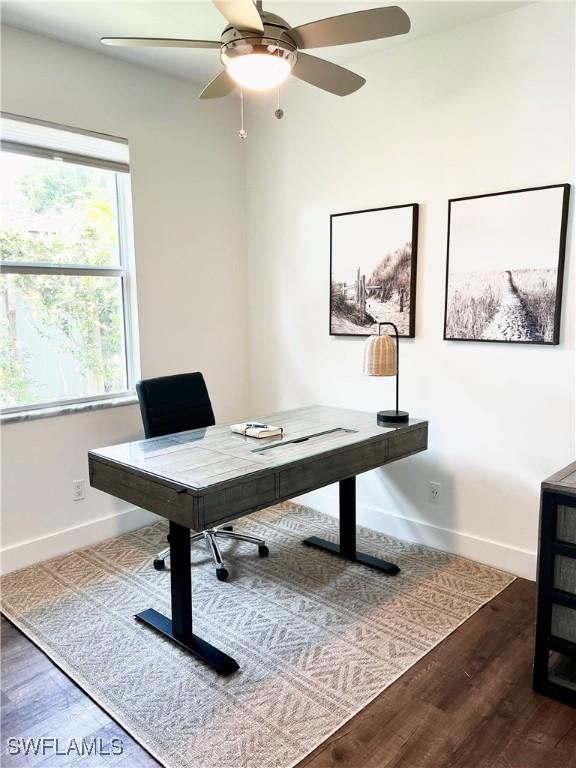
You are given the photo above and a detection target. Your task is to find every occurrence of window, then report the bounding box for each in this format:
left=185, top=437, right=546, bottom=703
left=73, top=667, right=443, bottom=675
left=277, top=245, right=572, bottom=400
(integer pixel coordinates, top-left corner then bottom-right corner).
left=0, top=115, right=139, bottom=413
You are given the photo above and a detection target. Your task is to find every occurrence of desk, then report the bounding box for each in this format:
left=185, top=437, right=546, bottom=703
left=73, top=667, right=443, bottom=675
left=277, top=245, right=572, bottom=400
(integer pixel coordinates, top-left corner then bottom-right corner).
left=89, top=405, right=428, bottom=675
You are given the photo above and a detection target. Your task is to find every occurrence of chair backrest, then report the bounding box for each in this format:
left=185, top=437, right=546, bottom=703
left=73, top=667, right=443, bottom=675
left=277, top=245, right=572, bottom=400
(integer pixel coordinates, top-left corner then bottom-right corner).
left=136, top=372, right=216, bottom=439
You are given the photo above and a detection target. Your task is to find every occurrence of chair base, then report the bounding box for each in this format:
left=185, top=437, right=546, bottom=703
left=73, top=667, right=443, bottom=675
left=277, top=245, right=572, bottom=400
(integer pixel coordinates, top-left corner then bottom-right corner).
left=154, top=525, right=268, bottom=579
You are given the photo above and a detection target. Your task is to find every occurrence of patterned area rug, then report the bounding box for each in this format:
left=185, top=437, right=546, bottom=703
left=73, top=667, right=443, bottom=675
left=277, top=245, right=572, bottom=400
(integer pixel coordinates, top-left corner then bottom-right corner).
left=1, top=503, right=514, bottom=768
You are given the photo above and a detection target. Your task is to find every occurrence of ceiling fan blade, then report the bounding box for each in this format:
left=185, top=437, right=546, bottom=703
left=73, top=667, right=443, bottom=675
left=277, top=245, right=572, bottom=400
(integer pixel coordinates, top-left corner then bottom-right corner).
left=290, top=6, right=410, bottom=49
left=101, top=37, right=221, bottom=49
left=212, top=0, right=264, bottom=33
left=199, top=70, right=236, bottom=99
left=291, top=53, right=365, bottom=96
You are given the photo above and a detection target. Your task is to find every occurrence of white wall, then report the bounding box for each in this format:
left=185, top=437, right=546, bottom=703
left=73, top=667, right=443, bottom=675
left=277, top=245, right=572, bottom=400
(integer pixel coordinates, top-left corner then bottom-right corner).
left=0, top=26, right=249, bottom=571
left=244, top=2, right=575, bottom=579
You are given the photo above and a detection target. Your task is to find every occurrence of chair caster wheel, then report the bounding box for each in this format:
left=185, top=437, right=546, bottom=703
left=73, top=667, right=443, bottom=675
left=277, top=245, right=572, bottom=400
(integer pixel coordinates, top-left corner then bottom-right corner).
left=153, top=559, right=166, bottom=571
left=258, top=545, right=269, bottom=557
left=216, top=568, right=229, bottom=582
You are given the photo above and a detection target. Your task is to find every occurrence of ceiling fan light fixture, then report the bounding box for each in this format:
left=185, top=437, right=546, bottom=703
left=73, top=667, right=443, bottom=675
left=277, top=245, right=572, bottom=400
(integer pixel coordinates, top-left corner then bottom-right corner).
left=221, top=36, right=297, bottom=91
left=226, top=53, right=292, bottom=90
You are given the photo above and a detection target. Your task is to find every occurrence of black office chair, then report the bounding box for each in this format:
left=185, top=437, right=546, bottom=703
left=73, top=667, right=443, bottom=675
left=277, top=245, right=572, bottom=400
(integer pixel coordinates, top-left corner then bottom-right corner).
left=136, top=372, right=269, bottom=581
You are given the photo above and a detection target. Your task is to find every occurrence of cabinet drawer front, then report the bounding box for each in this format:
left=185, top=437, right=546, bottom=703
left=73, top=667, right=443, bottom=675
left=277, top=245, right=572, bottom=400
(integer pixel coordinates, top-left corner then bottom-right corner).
left=551, top=604, right=576, bottom=644
left=547, top=651, right=576, bottom=695
left=557, top=505, right=576, bottom=545
left=554, top=556, right=576, bottom=596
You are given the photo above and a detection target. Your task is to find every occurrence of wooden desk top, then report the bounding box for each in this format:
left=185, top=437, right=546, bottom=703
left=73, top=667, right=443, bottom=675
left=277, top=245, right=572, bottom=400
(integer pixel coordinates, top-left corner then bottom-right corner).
left=89, top=405, right=427, bottom=493
left=89, top=405, right=427, bottom=530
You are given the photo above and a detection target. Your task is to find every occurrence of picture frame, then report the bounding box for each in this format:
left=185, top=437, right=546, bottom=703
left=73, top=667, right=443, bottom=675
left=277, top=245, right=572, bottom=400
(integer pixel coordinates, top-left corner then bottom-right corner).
left=443, top=184, right=570, bottom=345
left=329, top=203, right=419, bottom=338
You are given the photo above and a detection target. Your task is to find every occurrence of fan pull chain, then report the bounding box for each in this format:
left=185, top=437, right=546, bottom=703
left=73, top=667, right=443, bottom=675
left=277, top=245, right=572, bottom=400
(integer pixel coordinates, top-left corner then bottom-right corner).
left=238, top=88, right=247, bottom=139
left=275, top=86, right=284, bottom=120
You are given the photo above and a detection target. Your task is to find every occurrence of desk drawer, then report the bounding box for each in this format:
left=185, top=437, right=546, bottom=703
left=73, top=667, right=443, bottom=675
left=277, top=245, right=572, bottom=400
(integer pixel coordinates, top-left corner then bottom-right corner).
left=387, top=426, right=428, bottom=461
left=199, top=474, right=277, bottom=529
left=89, top=458, right=197, bottom=528
left=278, top=439, right=391, bottom=499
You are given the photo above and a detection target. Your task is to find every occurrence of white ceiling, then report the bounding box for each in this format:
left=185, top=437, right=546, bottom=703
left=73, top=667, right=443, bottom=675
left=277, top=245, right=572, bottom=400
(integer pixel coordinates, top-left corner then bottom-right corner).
left=2, top=1, right=531, bottom=88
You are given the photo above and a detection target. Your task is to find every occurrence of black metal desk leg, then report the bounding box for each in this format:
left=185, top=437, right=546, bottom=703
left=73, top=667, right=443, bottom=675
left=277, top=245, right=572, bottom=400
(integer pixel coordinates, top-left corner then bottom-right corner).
left=170, top=519, right=193, bottom=638
left=303, top=476, right=400, bottom=575
left=135, top=521, right=240, bottom=676
left=338, top=475, right=357, bottom=558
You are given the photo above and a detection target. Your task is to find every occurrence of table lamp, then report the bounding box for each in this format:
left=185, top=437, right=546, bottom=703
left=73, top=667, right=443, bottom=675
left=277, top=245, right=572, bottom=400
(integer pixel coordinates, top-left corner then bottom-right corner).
left=362, top=321, right=409, bottom=425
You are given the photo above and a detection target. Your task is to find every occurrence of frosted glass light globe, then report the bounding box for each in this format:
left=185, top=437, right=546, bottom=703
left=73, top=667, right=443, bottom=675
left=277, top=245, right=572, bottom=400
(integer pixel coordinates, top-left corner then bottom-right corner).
left=227, top=54, right=292, bottom=91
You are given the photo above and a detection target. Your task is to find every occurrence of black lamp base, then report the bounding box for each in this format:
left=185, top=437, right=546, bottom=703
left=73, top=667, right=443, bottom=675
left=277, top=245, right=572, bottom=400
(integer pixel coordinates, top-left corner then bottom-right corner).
left=377, top=410, right=409, bottom=425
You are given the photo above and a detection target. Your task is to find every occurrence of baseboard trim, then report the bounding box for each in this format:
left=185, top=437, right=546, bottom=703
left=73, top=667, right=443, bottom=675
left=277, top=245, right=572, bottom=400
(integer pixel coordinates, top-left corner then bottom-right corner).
left=1, top=507, right=159, bottom=575
left=2, top=495, right=537, bottom=580
left=296, top=490, right=537, bottom=580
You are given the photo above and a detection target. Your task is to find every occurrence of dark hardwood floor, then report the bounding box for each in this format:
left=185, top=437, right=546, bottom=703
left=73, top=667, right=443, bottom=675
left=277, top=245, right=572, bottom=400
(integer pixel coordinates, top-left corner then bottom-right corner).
left=2, top=579, right=575, bottom=768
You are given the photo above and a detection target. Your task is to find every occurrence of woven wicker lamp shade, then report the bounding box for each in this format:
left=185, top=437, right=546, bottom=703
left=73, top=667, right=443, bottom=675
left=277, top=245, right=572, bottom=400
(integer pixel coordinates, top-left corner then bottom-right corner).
left=362, top=334, right=397, bottom=376
left=363, top=322, right=409, bottom=425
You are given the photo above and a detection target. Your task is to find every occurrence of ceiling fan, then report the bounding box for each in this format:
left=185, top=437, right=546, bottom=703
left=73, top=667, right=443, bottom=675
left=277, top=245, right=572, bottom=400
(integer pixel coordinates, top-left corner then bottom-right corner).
left=101, top=1, right=411, bottom=98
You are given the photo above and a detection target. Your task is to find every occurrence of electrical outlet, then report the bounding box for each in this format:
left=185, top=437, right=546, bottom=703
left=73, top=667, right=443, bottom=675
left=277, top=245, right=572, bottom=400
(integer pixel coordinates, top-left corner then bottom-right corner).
left=429, top=481, right=441, bottom=505
left=72, top=479, right=86, bottom=502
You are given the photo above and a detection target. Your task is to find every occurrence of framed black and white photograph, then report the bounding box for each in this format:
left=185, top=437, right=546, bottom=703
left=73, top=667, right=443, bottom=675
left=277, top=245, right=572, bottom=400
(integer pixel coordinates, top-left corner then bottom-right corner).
left=444, top=184, right=570, bottom=345
left=330, top=204, right=419, bottom=337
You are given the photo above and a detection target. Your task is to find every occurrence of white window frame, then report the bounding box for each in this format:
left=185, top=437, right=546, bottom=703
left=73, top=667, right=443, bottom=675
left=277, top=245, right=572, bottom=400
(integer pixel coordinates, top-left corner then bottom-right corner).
left=0, top=120, right=141, bottom=416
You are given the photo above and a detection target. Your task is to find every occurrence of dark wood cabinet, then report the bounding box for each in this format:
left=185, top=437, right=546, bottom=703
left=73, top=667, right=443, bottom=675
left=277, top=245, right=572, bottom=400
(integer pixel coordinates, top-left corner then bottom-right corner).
left=533, top=462, right=576, bottom=707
